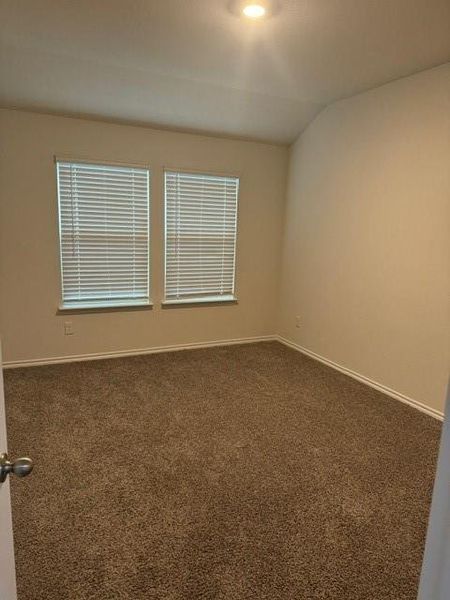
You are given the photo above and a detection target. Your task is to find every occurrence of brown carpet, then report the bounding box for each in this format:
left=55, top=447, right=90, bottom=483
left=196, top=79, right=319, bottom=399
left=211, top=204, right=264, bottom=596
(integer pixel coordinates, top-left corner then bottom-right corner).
left=4, top=341, right=441, bottom=600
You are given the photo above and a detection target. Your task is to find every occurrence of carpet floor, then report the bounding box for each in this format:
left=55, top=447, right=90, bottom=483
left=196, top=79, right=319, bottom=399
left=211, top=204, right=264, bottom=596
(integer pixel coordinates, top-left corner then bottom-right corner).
left=4, top=341, right=441, bottom=600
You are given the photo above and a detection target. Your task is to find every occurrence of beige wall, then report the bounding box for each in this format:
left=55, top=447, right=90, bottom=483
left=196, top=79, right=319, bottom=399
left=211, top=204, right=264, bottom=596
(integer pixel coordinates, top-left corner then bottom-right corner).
left=0, top=109, right=288, bottom=362
left=278, top=64, right=450, bottom=414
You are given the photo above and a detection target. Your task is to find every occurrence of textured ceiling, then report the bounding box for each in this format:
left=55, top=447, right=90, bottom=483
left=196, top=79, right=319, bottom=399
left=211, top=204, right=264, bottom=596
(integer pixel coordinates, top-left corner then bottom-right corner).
left=1, top=0, right=449, bottom=144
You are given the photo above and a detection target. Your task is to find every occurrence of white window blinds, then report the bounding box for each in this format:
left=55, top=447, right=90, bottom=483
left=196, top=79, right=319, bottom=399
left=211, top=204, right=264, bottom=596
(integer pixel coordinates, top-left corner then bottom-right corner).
left=164, top=170, right=239, bottom=303
left=57, top=160, right=150, bottom=309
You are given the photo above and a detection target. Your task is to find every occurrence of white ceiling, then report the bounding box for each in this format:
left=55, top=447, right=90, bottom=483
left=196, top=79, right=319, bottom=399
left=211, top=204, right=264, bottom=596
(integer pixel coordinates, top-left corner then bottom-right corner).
left=1, top=0, right=449, bottom=144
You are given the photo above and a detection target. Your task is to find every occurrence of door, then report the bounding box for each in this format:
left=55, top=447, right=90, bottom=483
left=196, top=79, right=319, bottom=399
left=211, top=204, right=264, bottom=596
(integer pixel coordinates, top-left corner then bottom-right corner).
left=418, top=384, right=450, bottom=600
left=0, top=341, right=17, bottom=600
left=0, top=342, right=33, bottom=600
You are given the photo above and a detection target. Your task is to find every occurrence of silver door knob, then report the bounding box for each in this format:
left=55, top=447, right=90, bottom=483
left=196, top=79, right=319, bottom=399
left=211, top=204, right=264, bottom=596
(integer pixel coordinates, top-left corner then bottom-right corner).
left=0, top=453, right=33, bottom=483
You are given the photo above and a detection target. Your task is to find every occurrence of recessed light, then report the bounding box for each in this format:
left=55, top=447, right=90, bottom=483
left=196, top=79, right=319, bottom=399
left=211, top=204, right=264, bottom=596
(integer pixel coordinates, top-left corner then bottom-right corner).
left=228, top=0, right=279, bottom=20
left=242, top=3, right=267, bottom=18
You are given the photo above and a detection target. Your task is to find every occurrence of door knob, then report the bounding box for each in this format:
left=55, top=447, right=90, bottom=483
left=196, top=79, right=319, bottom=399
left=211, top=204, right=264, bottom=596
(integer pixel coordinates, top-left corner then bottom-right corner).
left=0, top=452, right=33, bottom=483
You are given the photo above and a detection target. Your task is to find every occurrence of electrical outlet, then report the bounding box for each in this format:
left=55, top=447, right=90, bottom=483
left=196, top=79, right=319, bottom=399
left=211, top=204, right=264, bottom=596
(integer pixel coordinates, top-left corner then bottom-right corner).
left=295, top=315, right=301, bottom=328
left=64, top=321, right=74, bottom=336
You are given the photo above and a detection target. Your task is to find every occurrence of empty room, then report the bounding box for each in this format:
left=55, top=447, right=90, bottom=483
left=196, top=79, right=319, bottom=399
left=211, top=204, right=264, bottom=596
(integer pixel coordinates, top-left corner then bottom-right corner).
left=0, top=1, right=449, bottom=599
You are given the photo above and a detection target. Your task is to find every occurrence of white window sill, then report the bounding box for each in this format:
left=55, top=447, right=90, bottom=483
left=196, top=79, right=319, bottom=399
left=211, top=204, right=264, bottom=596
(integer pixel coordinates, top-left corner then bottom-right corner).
left=162, top=295, right=237, bottom=307
left=57, top=299, right=153, bottom=313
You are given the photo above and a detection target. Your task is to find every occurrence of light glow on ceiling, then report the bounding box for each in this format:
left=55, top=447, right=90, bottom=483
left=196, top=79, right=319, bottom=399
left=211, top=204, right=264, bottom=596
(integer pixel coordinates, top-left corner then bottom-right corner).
left=242, top=4, right=267, bottom=19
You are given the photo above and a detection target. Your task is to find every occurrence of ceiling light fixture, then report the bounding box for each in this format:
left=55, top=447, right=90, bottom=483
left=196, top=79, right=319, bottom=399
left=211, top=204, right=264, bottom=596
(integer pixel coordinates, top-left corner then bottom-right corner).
left=242, top=3, right=267, bottom=18
left=229, top=0, right=279, bottom=20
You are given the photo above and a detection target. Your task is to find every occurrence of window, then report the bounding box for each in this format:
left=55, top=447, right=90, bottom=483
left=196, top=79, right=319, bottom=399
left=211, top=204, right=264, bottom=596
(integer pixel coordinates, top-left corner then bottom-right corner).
left=164, top=170, right=239, bottom=304
left=56, top=160, right=150, bottom=309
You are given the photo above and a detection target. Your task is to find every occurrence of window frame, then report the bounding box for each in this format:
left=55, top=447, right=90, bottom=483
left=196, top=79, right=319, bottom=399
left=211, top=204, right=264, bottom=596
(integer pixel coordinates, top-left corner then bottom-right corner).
left=55, top=156, right=152, bottom=312
left=162, top=168, right=240, bottom=307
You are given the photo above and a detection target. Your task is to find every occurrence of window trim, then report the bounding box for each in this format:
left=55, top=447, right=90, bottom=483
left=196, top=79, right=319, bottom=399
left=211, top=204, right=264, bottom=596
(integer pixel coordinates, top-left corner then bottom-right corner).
left=161, top=295, right=237, bottom=308
left=56, top=299, right=153, bottom=315
left=54, top=154, right=150, bottom=170
left=55, top=157, right=151, bottom=311
left=163, top=168, right=240, bottom=306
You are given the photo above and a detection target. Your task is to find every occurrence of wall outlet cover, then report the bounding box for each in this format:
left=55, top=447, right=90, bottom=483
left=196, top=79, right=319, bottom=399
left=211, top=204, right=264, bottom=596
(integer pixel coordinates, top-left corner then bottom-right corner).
left=64, top=321, right=74, bottom=336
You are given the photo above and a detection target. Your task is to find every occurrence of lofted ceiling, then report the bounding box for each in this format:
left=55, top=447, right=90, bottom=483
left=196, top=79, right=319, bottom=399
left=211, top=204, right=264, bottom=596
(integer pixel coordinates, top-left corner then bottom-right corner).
left=0, top=0, right=449, bottom=144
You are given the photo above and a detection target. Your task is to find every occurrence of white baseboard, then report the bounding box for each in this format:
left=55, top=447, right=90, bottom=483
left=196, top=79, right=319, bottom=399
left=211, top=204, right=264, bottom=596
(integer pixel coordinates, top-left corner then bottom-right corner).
left=277, top=336, right=444, bottom=421
left=3, top=335, right=277, bottom=369
left=4, top=334, right=444, bottom=421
